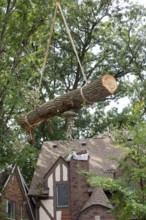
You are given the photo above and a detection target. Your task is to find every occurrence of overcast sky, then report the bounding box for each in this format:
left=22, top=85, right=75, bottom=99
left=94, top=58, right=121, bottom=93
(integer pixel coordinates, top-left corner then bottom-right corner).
left=132, top=0, right=146, bottom=6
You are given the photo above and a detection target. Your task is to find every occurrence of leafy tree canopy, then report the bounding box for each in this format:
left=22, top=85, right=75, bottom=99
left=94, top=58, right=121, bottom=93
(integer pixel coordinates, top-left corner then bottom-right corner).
left=82, top=103, right=146, bottom=220
left=0, top=0, right=146, bottom=182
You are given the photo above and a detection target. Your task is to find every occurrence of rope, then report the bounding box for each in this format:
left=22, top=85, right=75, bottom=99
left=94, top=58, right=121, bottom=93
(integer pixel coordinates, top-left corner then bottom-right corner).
left=24, top=115, right=44, bottom=131
left=57, top=2, right=88, bottom=85
left=38, top=3, right=58, bottom=92
left=80, top=86, right=95, bottom=104
left=25, top=116, right=32, bottom=128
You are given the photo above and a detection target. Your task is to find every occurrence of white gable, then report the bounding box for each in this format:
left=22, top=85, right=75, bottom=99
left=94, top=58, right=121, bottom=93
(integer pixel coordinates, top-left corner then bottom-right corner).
left=47, top=173, right=53, bottom=196
left=55, top=164, right=61, bottom=181
left=63, top=164, right=68, bottom=181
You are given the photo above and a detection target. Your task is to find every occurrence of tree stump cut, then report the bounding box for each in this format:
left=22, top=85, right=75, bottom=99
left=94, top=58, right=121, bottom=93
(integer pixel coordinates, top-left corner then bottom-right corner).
left=18, top=74, right=118, bottom=131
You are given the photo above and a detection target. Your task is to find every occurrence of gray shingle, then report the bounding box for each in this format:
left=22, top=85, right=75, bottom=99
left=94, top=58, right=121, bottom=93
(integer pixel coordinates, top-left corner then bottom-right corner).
left=29, top=137, right=123, bottom=196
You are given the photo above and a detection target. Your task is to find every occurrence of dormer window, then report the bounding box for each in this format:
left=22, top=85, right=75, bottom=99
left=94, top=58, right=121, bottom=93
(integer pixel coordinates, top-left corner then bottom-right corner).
left=56, top=183, right=68, bottom=208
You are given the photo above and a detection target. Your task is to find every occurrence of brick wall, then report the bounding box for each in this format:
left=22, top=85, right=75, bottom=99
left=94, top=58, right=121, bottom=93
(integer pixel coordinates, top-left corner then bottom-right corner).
left=79, top=205, right=116, bottom=220
left=69, top=156, right=89, bottom=220
left=0, top=171, right=29, bottom=220
left=62, top=208, right=72, bottom=220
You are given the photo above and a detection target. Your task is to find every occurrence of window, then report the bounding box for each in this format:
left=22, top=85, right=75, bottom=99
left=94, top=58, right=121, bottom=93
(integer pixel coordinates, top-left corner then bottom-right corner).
left=6, top=200, right=15, bottom=219
left=56, top=184, right=68, bottom=207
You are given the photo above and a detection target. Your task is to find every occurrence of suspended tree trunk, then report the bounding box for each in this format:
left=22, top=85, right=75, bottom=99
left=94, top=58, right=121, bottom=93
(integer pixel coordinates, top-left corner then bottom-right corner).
left=18, top=74, right=118, bottom=131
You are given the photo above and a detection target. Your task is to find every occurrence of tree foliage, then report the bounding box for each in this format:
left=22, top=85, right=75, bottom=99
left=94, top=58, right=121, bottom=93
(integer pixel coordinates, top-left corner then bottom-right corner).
left=0, top=0, right=146, bottom=183
left=83, top=104, right=146, bottom=220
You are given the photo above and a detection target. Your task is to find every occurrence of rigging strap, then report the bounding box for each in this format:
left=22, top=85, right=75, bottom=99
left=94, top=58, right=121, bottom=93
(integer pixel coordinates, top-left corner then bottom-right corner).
left=38, top=3, right=58, bottom=92
left=57, top=2, right=88, bottom=85
left=39, top=1, right=88, bottom=93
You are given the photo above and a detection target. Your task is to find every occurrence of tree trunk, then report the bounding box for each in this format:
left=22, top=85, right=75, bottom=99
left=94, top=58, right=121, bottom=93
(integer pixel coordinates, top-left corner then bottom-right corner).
left=18, top=74, right=118, bottom=131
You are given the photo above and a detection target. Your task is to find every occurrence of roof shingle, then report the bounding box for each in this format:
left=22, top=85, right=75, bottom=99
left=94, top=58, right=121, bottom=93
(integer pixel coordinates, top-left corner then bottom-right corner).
left=29, top=137, right=123, bottom=196
left=82, top=188, right=112, bottom=210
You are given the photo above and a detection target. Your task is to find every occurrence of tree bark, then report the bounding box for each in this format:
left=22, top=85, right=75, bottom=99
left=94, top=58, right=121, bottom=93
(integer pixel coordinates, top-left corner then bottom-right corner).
left=18, top=74, right=118, bottom=131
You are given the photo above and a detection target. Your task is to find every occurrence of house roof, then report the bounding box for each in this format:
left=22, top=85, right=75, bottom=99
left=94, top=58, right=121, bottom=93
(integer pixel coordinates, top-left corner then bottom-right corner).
left=29, top=137, right=123, bottom=196
left=82, top=188, right=112, bottom=210
left=16, top=167, right=36, bottom=220
left=44, top=156, right=68, bottom=180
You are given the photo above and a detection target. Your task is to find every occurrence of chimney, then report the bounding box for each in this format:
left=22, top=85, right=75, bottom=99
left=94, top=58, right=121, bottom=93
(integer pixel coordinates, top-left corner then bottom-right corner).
left=69, top=150, right=89, bottom=220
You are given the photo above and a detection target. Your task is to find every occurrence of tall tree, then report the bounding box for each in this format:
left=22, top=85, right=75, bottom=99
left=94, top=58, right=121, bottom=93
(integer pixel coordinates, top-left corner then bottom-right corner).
left=0, top=0, right=146, bottom=181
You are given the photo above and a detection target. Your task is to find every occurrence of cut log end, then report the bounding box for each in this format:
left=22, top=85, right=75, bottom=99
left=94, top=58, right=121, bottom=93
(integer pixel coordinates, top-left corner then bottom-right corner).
left=102, top=74, right=117, bottom=93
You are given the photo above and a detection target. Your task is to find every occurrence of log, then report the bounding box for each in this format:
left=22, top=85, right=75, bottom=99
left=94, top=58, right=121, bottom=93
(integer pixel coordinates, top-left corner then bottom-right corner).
left=18, top=74, right=118, bottom=131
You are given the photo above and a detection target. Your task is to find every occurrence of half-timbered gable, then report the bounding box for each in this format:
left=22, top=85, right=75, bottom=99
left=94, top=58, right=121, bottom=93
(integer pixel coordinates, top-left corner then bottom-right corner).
left=37, top=157, right=71, bottom=220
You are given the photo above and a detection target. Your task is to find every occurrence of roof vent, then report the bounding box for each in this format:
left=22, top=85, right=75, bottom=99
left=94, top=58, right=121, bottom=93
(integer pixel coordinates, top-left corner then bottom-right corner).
left=52, top=144, right=58, bottom=148
left=81, top=141, right=87, bottom=146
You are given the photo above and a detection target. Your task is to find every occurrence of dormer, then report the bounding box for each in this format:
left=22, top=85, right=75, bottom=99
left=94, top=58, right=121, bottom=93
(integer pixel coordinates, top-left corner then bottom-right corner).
left=37, top=157, right=70, bottom=220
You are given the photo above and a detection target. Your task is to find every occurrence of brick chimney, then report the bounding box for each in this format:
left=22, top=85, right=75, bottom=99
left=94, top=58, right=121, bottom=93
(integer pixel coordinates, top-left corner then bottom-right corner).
left=69, top=150, right=89, bottom=220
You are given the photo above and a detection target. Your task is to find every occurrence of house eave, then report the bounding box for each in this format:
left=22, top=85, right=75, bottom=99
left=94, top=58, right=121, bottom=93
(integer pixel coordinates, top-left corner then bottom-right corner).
left=29, top=193, right=49, bottom=199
